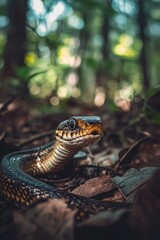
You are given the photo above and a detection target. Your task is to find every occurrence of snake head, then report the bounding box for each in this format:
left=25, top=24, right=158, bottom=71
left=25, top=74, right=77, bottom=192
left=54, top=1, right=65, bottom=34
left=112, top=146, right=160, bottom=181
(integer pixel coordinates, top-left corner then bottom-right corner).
left=55, top=116, right=103, bottom=149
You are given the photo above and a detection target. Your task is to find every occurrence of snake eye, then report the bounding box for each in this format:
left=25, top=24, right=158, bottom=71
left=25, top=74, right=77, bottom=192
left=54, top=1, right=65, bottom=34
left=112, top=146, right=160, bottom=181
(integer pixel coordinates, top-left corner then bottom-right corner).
left=69, top=118, right=76, bottom=130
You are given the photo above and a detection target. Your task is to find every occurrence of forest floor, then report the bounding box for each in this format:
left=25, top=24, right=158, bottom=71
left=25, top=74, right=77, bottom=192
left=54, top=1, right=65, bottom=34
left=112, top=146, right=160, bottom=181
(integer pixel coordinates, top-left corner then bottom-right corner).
left=0, top=93, right=160, bottom=240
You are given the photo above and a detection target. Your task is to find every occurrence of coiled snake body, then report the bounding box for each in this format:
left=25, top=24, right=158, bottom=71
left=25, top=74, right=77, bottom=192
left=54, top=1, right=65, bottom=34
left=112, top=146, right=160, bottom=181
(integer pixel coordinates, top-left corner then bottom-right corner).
left=0, top=116, right=117, bottom=220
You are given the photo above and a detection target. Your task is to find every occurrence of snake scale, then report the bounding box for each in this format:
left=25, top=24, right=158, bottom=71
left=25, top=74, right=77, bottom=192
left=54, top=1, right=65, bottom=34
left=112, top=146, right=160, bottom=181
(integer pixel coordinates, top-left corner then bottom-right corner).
left=0, top=116, right=119, bottom=221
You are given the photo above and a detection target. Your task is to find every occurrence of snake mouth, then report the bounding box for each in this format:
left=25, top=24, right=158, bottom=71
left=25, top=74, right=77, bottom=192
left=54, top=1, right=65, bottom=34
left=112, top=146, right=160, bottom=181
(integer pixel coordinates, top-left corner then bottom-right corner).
left=88, top=124, right=104, bottom=137
left=90, top=130, right=99, bottom=135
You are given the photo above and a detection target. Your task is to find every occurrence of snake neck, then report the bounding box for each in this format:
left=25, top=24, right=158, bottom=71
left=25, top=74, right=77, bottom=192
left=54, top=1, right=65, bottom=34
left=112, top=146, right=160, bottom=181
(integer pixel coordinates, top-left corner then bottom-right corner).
left=22, top=141, right=78, bottom=177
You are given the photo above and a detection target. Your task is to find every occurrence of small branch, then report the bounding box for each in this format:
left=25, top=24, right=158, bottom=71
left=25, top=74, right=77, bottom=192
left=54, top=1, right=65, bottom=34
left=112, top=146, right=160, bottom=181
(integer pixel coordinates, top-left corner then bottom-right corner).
left=0, top=95, right=17, bottom=116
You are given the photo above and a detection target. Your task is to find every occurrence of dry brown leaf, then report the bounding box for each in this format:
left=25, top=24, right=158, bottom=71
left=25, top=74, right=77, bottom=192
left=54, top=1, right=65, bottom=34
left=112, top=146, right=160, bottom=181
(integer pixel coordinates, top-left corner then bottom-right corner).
left=71, top=175, right=115, bottom=197
left=12, top=199, right=76, bottom=240
left=103, top=190, right=124, bottom=202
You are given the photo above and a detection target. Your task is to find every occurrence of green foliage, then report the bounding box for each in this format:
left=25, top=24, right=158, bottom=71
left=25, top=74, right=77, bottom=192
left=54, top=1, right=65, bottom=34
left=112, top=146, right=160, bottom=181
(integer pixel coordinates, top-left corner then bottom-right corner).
left=27, top=69, right=48, bottom=81
left=143, top=85, right=160, bottom=124
left=106, top=100, right=118, bottom=112
left=146, top=84, right=160, bottom=98
left=144, top=106, right=160, bottom=124
left=14, top=66, right=31, bottom=81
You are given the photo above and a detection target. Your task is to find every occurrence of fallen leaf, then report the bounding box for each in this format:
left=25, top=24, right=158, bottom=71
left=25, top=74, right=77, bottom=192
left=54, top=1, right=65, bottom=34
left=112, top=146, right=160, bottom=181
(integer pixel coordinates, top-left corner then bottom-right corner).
left=71, top=175, right=115, bottom=197
left=112, top=167, right=158, bottom=202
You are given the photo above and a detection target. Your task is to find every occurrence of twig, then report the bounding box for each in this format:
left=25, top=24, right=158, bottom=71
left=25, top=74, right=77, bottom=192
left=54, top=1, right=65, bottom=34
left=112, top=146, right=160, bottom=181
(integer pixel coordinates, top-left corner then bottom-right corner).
left=0, top=95, right=17, bottom=116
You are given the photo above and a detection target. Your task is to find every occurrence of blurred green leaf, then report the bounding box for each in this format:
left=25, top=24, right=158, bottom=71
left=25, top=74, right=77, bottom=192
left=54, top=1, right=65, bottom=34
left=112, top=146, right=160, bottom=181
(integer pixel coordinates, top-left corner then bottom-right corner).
left=14, top=66, right=30, bottom=80
left=27, top=69, right=47, bottom=81
left=144, top=106, right=160, bottom=124
left=146, top=84, right=160, bottom=98
left=106, top=100, right=118, bottom=112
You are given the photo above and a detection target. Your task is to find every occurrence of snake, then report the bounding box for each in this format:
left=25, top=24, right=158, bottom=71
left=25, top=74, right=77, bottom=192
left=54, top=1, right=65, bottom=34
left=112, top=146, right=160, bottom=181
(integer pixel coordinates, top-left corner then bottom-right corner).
left=0, top=116, right=120, bottom=221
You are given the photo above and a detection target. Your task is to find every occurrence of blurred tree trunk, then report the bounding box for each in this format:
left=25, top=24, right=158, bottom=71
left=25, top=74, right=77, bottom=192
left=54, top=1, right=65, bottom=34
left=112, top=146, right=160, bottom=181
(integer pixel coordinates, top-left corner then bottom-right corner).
left=101, top=3, right=110, bottom=60
left=96, top=0, right=111, bottom=87
left=137, top=0, right=150, bottom=91
left=78, top=11, right=91, bottom=93
left=3, top=0, right=28, bottom=77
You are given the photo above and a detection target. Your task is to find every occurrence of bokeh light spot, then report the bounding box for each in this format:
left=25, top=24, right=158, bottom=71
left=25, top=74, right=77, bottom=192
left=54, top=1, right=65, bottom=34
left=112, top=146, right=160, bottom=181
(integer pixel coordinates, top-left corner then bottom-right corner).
left=67, top=72, right=78, bottom=87
left=72, top=87, right=81, bottom=98
left=25, top=52, right=36, bottom=65
left=94, top=88, right=106, bottom=107
left=50, top=96, right=59, bottom=106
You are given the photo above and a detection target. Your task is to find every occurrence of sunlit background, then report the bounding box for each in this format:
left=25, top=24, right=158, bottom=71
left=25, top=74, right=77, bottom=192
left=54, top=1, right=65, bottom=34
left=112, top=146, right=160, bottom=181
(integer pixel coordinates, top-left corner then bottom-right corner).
left=0, top=0, right=160, bottom=110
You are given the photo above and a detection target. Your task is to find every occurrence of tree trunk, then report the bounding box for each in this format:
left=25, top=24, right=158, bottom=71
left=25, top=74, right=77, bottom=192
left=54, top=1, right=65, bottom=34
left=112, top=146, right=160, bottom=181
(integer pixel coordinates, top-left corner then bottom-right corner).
left=96, top=0, right=111, bottom=87
left=137, top=0, right=150, bottom=91
left=3, top=0, right=28, bottom=77
left=101, top=4, right=110, bottom=60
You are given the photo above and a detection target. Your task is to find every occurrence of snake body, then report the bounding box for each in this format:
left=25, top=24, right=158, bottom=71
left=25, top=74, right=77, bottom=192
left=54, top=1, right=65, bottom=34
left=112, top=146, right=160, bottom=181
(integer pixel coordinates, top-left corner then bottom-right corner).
left=0, top=116, right=117, bottom=220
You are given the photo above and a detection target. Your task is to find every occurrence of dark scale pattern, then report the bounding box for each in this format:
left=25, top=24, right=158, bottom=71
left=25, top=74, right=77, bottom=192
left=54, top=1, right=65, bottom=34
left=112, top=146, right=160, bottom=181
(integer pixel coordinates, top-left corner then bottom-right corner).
left=0, top=116, right=118, bottom=221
